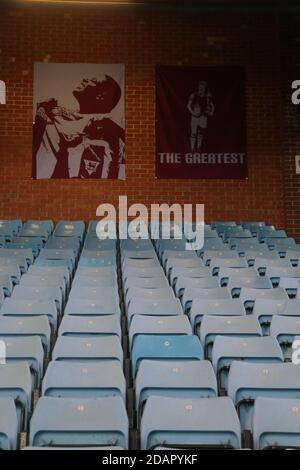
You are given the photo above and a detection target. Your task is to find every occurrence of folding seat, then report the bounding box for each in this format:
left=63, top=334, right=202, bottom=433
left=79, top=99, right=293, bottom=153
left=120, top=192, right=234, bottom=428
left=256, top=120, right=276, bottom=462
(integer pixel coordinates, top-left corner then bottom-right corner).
left=270, top=315, right=300, bottom=360
left=42, top=361, right=126, bottom=401
left=0, top=254, right=27, bottom=275
left=0, top=219, right=22, bottom=236
left=52, top=336, right=123, bottom=363
left=210, top=257, right=248, bottom=275
left=203, top=225, right=218, bottom=238
left=120, top=239, right=153, bottom=251
left=68, top=286, right=118, bottom=302
left=170, top=266, right=209, bottom=288
left=78, top=256, right=116, bottom=268
left=75, top=266, right=116, bottom=278
left=121, top=249, right=157, bottom=261
left=10, top=236, right=43, bottom=257
left=140, top=396, right=241, bottom=450
left=72, top=275, right=117, bottom=289
left=129, top=315, right=192, bottom=351
left=161, top=250, right=198, bottom=269
left=228, top=362, right=300, bottom=432
left=19, top=273, right=66, bottom=301
left=244, top=248, right=279, bottom=267
left=0, top=316, right=51, bottom=356
left=197, top=238, right=227, bottom=256
left=227, top=276, right=273, bottom=298
left=252, top=397, right=300, bottom=450
left=285, top=248, right=300, bottom=267
left=189, top=298, right=245, bottom=334
left=29, top=396, right=128, bottom=449
left=53, top=220, right=85, bottom=240
left=131, top=334, right=203, bottom=377
left=241, top=221, right=265, bottom=232
left=265, top=266, right=300, bottom=287
left=280, top=278, right=300, bottom=297
left=0, top=397, right=18, bottom=450
left=156, top=239, right=186, bottom=260
left=0, top=262, right=21, bottom=284
left=45, top=236, right=80, bottom=255
left=84, top=238, right=116, bottom=251
left=199, top=315, right=262, bottom=360
left=174, top=276, right=219, bottom=298
left=0, top=273, right=13, bottom=296
left=0, top=363, right=32, bottom=431
left=20, top=222, right=50, bottom=242
left=26, top=220, right=53, bottom=236
left=181, top=286, right=231, bottom=313
left=122, top=258, right=160, bottom=271
left=211, top=221, right=236, bottom=230
left=228, top=238, right=260, bottom=253
left=239, top=287, right=289, bottom=312
left=266, top=237, right=296, bottom=253
left=58, top=315, right=121, bottom=339
left=127, top=298, right=183, bottom=326
left=218, top=266, right=258, bottom=286
left=0, top=247, right=34, bottom=266
left=222, top=227, right=252, bottom=243
left=166, top=256, right=204, bottom=275
left=38, top=248, right=76, bottom=271
left=212, top=336, right=283, bottom=393
left=124, top=276, right=169, bottom=293
left=258, top=228, right=287, bottom=243
left=202, top=249, right=236, bottom=266
left=10, top=285, right=62, bottom=317
left=81, top=249, right=116, bottom=260
left=1, top=298, right=58, bottom=334
left=0, top=336, right=44, bottom=387
left=125, top=287, right=175, bottom=309
left=135, top=360, right=217, bottom=419
left=0, top=223, right=15, bottom=242
left=252, top=298, right=287, bottom=334
left=28, top=265, right=71, bottom=290
left=65, top=297, right=120, bottom=317
left=122, top=266, right=165, bottom=282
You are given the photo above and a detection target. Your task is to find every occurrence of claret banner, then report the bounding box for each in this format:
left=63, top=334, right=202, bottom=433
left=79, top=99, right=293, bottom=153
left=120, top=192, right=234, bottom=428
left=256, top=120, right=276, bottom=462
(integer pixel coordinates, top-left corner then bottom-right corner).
left=32, top=63, right=125, bottom=180
left=156, top=65, right=247, bottom=179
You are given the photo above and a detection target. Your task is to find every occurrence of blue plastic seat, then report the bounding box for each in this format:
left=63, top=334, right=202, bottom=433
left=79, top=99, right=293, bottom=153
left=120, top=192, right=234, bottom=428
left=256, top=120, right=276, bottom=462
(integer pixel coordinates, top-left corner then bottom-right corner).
left=212, top=336, right=283, bottom=393
left=19, top=272, right=66, bottom=296
left=258, top=228, right=287, bottom=243
left=20, top=222, right=50, bottom=242
left=10, top=285, right=61, bottom=317
left=181, top=287, right=231, bottom=313
left=266, top=266, right=300, bottom=287
left=131, top=334, right=203, bottom=377
left=124, top=276, right=169, bottom=292
left=239, top=287, right=289, bottom=312
left=202, top=249, right=236, bottom=266
left=29, top=396, right=128, bottom=448
left=140, top=396, right=241, bottom=450
left=45, top=236, right=80, bottom=255
left=123, top=266, right=165, bottom=282
left=52, top=336, right=123, bottom=363
left=71, top=275, right=117, bottom=289
left=42, top=361, right=126, bottom=401
left=244, top=248, right=279, bottom=266
left=53, top=221, right=85, bottom=240
left=0, top=397, right=18, bottom=449
left=135, top=360, right=217, bottom=416
left=0, top=247, right=33, bottom=267
left=121, top=250, right=157, bottom=262
left=69, top=285, right=118, bottom=301
left=0, top=220, right=22, bottom=236
left=197, top=238, right=227, bottom=256
left=65, top=297, right=120, bottom=317
left=0, top=262, right=21, bottom=284
left=129, top=315, right=192, bottom=351
left=170, top=266, right=209, bottom=287
left=270, top=315, right=300, bottom=360
left=0, top=336, right=44, bottom=387
left=222, top=227, right=252, bottom=243
left=10, top=237, right=43, bottom=256
left=199, top=315, right=262, bottom=360
left=0, top=316, right=51, bottom=356
left=1, top=299, right=58, bottom=334
left=228, top=361, right=300, bottom=432
left=175, top=276, right=219, bottom=298
left=254, top=257, right=291, bottom=276
left=126, top=287, right=175, bottom=309
left=79, top=256, right=116, bottom=268
left=58, top=315, right=121, bottom=339
left=285, top=249, right=300, bottom=267
left=228, top=238, right=260, bottom=253
left=210, top=257, right=248, bottom=275
left=241, top=221, right=265, bottom=232
left=279, top=277, right=300, bottom=297
left=25, top=220, right=53, bottom=236
left=0, top=363, right=32, bottom=431
left=190, top=298, right=245, bottom=333
left=218, top=267, right=258, bottom=286
left=253, top=397, right=300, bottom=450
left=228, top=276, right=273, bottom=297
left=127, top=298, right=183, bottom=325
left=28, top=265, right=71, bottom=289
left=266, top=237, right=295, bottom=252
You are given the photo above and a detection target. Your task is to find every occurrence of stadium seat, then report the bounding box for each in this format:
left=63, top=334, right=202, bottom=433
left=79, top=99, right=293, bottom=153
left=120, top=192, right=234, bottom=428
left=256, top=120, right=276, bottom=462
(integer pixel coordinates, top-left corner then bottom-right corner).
left=244, top=249, right=279, bottom=266
left=125, top=287, right=175, bottom=309
left=199, top=315, right=262, bottom=360
left=174, top=276, right=219, bottom=298
left=210, top=257, right=248, bottom=275
left=202, top=250, right=237, bottom=266
left=10, top=237, right=43, bottom=257
left=53, top=220, right=85, bottom=240
left=127, top=298, right=183, bottom=325
left=212, top=336, right=283, bottom=393
left=52, top=336, right=123, bottom=363
left=190, top=298, right=245, bottom=333
left=29, top=396, right=128, bottom=448
left=1, top=297, right=59, bottom=332
left=270, top=315, right=300, bottom=360
left=0, top=362, right=32, bottom=431
left=239, top=287, right=289, bottom=311
left=58, top=314, right=121, bottom=339
left=140, top=396, right=241, bottom=450
left=42, top=361, right=126, bottom=401
left=124, top=276, right=169, bottom=292
left=252, top=397, right=300, bottom=450
left=218, top=267, right=258, bottom=286
left=129, top=315, right=192, bottom=351
left=65, top=297, right=120, bottom=317
left=228, top=276, right=273, bottom=297
left=0, top=397, right=18, bottom=450
left=279, top=277, right=300, bottom=297
left=169, top=266, right=209, bottom=287
left=181, top=287, right=231, bottom=313
left=131, top=334, right=203, bottom=377
left=228, top=361, right=300, bottom=431
left=0, top=273, right=13, bottom=296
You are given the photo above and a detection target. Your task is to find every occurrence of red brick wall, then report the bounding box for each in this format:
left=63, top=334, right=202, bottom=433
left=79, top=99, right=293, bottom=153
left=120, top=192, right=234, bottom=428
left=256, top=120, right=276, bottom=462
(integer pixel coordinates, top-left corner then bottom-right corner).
left=0, top=4, right=287, bottom=228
